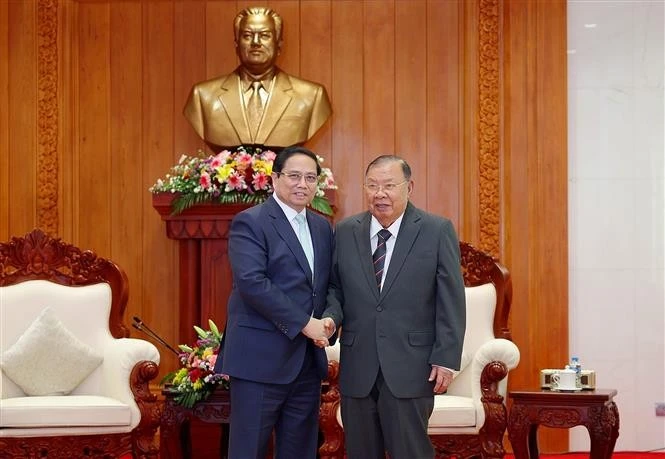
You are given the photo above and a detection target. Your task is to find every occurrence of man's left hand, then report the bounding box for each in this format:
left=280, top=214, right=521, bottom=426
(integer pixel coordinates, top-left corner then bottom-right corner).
left=429, top=365, right=454, bottom=394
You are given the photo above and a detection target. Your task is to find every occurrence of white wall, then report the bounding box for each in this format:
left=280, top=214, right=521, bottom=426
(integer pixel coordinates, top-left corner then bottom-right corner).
left=568, top=0, right=665, bottom=452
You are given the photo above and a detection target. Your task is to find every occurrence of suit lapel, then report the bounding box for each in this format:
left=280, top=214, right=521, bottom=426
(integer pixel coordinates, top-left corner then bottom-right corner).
left=267, top=197, right=313, bottom=285
left=216, top=72, right=252, bottom=144
left=353, top=213, right=380, bottom=301
left=380, top=203, right=421, bottom=299
left=255, top=71, right=292, bottom=144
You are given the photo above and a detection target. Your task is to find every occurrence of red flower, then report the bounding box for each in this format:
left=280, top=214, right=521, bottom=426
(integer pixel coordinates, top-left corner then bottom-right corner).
left=189, top=368, right=203, bottom=383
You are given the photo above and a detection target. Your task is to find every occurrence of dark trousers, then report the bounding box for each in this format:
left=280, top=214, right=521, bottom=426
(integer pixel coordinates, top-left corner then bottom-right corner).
left=341, top=369, right=435, bottom=459
left=228, top=344, right=321, bottom=459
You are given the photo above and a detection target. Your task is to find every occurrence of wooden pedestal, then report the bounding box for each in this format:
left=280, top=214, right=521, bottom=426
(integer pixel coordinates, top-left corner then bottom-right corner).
left=152, top=193, right=250, bottom=343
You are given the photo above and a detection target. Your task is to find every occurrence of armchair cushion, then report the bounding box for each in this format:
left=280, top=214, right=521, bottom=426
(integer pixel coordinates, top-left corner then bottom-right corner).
left=0, top=395, right=129, bottom=428
left=0, top=308, right=103, bottom=396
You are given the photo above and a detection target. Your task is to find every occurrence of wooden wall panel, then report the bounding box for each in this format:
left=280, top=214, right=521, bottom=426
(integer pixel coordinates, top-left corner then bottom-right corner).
left=3, top=0, right=570, bottom=451
left=330, top=1, right=364, bottom=217
left=426, top=0, right=462, bottom=229
left=503, top=0, right=569, bottom=452
left=77, top=1, right=111, bottom=253
left=109, top=0, right=145, bottom=356
left=141, top=1, right=179, bottom=370
left=0, top=1, right=8, bottom=241
left=299, top=0, right=332, bottom=160
left=395, top=0, right=427, bottom=208
left=174, top=0, right=207, bottom=157
left=204, top=1, right=238, bottom=82
left=7, top=1, right=37, bottom=237
left=363, top=1, right=395, bottom=158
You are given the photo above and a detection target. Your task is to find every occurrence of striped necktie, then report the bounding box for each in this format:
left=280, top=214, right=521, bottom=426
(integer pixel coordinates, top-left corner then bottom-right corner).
left=372, top=229, right=391, bottom=290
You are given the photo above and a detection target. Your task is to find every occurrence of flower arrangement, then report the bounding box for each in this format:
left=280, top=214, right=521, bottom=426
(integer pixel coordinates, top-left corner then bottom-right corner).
left=150, top=146, right=337, bottom=216
left=161, top=320, right=229, bottom=408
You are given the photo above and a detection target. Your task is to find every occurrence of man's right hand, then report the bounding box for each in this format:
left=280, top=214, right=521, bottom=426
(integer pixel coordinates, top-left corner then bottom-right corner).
left=302, top=317, right=330, bottom=346
left=312, top=317, right=335, bottom=348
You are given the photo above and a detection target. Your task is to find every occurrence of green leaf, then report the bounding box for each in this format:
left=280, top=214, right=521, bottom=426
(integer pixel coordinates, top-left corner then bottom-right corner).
left=209, top=319, right=219, bottom=336
left=310, top=196, right=333, bottom=216
left=178, top=344, right=193, bottom=353
left=160, top=371, right=177, bottom=386
left=193, top=325, right=207, bottom=339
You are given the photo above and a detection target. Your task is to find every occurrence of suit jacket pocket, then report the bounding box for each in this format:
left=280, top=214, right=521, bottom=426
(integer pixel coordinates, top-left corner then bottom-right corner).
left=408, top=331, right=434, bottom=346
left=339, top=331, right=356, bottom=346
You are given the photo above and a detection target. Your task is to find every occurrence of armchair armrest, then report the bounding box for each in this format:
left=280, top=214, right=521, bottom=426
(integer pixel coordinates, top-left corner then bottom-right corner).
left=470, top=338, right=520, bottom=430
left=101, top=338, right=160, bottom=429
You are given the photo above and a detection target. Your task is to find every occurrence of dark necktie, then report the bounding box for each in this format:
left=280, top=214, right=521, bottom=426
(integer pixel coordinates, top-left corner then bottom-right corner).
left=372, top=229, right=392, bottom=290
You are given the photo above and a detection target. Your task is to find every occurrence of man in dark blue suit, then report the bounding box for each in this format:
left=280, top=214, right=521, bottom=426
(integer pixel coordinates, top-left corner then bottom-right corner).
left=215, top=146, right=334, bottom=458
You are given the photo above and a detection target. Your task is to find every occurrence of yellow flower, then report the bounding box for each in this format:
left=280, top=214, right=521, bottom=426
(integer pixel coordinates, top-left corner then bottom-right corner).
left=215, top=163, right=235, bottom=182
left=202, top=347, right=213, bottom=359
left=193, top=380, right=203, bottom=390
left=253, top=159, right=272, bottom=175
left=172, top=368, right=188, bottom=384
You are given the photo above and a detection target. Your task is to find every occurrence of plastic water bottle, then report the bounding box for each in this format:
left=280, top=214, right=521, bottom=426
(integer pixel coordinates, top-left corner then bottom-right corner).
left=570, top=356, right=582, bottom=388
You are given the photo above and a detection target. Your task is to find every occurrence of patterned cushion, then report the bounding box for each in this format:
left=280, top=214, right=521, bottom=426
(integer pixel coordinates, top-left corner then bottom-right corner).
left=0, top=307, right=103, bottom=396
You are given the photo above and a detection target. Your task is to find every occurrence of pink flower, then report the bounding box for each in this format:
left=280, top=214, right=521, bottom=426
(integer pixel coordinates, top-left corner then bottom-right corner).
left=208, top=354, right=217, bottom=367
left=252, top=172, right=271, bottom=190
left=199, top=171, right=211, bottom=189
left=236, top=152, right=253, bottom=170
left=262, top=150, right=276, bottom=162
left=226, top=172, right=247, bottom=191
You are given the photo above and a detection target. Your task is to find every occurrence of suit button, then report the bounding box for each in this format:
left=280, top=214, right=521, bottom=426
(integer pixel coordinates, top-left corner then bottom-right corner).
left=312, top=292, right=317, bottom=297
left=376, top=306, right=383, bottom=312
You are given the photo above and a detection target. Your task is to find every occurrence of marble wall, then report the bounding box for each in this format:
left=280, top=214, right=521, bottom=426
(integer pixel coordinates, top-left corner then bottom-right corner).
left=568, top=0, right=664, bottom=451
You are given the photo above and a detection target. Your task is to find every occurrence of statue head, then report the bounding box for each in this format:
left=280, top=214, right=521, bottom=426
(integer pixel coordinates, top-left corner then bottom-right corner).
left=234, top=7, right=283, bottom=76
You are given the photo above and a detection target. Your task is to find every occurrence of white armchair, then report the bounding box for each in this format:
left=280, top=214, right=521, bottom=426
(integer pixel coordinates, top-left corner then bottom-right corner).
left=319, top=242, right=520, bottom=459
left=0, top=229, right=161, bottom=458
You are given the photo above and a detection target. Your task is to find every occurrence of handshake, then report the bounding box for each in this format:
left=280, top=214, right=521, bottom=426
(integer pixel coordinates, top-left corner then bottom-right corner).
left=302, top=317, right=336, bottom=348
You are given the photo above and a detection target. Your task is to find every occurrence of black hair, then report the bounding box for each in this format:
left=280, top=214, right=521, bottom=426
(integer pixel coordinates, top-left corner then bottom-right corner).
left=273, top=146, right=321, bottom=176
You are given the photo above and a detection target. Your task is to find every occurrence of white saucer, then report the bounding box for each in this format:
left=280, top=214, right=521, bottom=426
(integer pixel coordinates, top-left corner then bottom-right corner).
left=551, top=387, right=582, bottom=392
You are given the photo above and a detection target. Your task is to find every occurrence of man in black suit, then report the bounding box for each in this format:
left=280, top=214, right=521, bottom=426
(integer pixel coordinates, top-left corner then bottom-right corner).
left=322, top=155, right=466, bottom=459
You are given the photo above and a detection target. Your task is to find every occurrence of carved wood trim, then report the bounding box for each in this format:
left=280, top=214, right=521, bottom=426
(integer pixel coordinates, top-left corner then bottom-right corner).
left=0, top=229, right=129, bottom=338
left=37, top=0, right=59, bottom=235
left=131, top=360, right=161, bottom=457
left=478, top=0, right=500, bottom=257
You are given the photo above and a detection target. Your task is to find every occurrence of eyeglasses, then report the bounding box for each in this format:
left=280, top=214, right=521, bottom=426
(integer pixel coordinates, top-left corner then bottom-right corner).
left=276, top=171, right=319, bottom=184
left=364, top=180, right=408, bottom=193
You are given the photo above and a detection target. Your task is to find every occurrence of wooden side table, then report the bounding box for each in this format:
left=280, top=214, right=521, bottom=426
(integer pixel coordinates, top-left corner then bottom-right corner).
left=508, top=389, right=619, bottom=459
left=160, top=387, right=231, bottom=459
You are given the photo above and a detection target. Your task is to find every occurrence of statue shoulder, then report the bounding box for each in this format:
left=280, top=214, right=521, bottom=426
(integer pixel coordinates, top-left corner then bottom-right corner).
left=189, top=73, right=236, bottom=97
left=279, top=71, right=326, bottom=92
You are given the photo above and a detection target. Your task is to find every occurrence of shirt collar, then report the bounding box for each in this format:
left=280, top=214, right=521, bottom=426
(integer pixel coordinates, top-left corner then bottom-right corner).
left=273, top=193, right=306, bottom=223
left=370, top=213, right=404, bottom=240
left=239, top=68, right=277, bottom=92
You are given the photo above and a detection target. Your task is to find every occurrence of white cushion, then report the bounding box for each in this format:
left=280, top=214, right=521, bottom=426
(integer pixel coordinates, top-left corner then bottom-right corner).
left=0, top=395, right=130, bottom=427
left=0, top=308, right=103, bottom=396
left=428, top=394, right=476, bottom=427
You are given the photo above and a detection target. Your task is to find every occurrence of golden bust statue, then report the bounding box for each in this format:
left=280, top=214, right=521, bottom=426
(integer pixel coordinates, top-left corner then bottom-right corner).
left=183, top=7, right=332, bottom=151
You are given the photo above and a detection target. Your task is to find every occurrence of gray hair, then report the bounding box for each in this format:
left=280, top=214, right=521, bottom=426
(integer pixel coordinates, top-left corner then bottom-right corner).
left=365, top=155, right=412, bottom=180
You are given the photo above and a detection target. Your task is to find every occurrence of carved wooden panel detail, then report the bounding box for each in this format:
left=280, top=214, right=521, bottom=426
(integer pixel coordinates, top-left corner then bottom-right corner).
left=478, top=0, right=500, bottom=257
left=37, top=0, right=58, bottom=235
